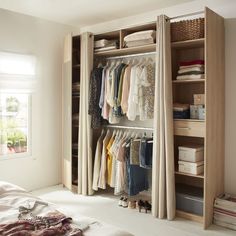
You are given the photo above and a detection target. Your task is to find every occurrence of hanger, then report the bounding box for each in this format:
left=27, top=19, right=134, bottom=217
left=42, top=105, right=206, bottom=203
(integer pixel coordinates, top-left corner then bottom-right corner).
left=98, top=62, right=103, bottom=68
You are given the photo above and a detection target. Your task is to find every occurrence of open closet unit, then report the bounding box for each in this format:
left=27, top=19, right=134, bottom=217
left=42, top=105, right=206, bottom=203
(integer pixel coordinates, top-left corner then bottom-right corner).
left=171, top=8, right=224, bottom=228
left=62, top=34, right=81, bottom=192
left=90, top=22, right=157, bottom=202
left=62, top=7, right=224, bottom=229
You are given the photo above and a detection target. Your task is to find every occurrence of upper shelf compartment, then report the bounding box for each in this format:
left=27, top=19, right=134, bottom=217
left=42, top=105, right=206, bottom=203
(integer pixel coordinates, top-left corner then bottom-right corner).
left=94, top=22, right=157, bottom=57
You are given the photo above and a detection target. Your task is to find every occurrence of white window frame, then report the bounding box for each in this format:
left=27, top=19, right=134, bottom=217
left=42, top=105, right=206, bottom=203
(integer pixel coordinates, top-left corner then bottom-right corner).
left=0, top=93, right=32, bottom=161
left=0, top=51, right=35, bottom=161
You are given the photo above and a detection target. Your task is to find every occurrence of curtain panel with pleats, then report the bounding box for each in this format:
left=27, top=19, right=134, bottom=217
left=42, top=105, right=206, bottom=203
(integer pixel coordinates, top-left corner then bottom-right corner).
left=152, top=15, right=176, bottom=220
left=78, top=32, right=94, bottom=196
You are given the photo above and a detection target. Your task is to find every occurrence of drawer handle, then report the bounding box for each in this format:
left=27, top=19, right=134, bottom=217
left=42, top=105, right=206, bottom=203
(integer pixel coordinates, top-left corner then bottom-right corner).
left=177, top=127, right=191, bottom=130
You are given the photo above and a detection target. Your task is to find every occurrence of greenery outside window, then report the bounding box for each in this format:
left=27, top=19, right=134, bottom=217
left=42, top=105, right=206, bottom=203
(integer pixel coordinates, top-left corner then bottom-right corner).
left=0, top=93, right=31, bottom=159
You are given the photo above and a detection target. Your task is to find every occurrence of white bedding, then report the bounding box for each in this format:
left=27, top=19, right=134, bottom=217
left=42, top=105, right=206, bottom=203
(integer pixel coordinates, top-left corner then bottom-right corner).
left=0, top=181, right=133, bottom=236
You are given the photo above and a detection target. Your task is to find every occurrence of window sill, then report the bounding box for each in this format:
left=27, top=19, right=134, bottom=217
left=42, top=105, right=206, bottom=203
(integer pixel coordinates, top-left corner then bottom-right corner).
left=0, top=152, right=32, bottom=161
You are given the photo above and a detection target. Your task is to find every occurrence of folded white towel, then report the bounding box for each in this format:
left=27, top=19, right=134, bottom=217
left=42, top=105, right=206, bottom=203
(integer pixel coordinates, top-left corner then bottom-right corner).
left=125, top=38, right=154, bottom=47
left=124, top=30, right=156, bottom=42
left=179, top=64, right=204, bottom=70
left=176, top=74, right=205, bottom=80
left=178, top=66, right=204, bottom=74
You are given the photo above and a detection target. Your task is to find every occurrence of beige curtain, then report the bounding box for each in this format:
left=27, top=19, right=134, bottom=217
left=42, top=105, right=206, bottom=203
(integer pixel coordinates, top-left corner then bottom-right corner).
left=78, top=32, right=94, bottom=195
left=152, top=15, right=175, bottom=220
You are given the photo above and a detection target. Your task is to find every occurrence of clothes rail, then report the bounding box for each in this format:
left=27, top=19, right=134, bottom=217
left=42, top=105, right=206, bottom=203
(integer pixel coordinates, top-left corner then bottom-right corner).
left=169, top=11, right=204, bottom=21
left=93, top=10, right=204, bottom=36
left=105, top=125, right=154, bottom=131
left=104, top=51, right=156, bottom=60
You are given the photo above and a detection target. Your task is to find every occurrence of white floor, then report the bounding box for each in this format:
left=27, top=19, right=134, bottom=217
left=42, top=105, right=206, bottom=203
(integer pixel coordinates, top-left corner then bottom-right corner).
left=32, top=185, right=235, bottom=236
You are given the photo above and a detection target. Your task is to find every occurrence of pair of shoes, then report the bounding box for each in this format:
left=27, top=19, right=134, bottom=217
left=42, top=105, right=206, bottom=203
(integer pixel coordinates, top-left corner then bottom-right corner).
left=137, top=200, right=152, bottom=213
left=128, top=200, right=136, bottom=209
left=118, top=196, right=128, bottom=208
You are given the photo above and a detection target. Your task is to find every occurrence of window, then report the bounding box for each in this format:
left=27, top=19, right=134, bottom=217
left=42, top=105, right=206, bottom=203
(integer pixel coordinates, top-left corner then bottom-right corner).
left=0, top=93, right=31, bottom=158
left=0, top=51, right=35, bottom=160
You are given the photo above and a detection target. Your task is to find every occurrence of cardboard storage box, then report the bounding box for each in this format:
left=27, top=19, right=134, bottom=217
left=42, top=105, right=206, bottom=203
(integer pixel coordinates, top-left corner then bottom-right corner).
left=178, top=160, right=204, bottom=175
left=179, top=145, right=204, bottom=162
left=194, top=94, right=205, bottom=105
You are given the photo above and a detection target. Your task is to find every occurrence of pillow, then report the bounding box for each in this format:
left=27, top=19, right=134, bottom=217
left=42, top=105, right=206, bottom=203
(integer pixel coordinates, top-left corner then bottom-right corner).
left=0, top=181, right=26, bottom=195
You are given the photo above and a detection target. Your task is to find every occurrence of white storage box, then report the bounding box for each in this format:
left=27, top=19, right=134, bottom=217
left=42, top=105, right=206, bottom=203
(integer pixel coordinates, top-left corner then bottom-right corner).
left=178, top=145, right=204, bottom=162
left=190, top=105, right=205, bottom=120
left=178, top=160, right=204, bottom=175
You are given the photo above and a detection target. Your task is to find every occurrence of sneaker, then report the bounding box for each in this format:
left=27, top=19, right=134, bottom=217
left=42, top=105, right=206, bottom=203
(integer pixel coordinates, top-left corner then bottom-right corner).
left=118, top=196, right=124, bottom=206
left=122, top=197, right=128, bottom=208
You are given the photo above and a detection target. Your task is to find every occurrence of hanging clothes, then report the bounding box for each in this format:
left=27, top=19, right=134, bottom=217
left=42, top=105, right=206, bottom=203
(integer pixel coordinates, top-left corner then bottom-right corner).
left=139, top=63, right=155, bottom=120
left=98, top=130, right=112, bottom=189
left=120, top=65, right=131, bottom=114
left=92, top=59, right=155, bottom=128
left=106, top=134, right=115, bottom=186
left=93, top=129, right=153, bottom=196
left=125, top=145, right=149, bottom=196
left=88, top=67, right=103, bottom=128
left=139, top=137, right=153, bottom=169
left=92, top=129, right=105, bottom=191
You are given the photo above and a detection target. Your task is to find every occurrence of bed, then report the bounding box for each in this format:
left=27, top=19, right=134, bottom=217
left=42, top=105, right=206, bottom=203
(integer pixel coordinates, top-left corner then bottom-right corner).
left=0, top=181, right=133, bottom=236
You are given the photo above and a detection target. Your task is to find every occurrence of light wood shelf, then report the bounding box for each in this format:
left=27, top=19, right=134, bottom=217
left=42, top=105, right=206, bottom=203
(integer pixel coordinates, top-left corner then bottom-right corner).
left=172, top=79, right=205, bottom=84
left=175, top=171, right=204, bottom=179
left=171, top=38, right=205, bottom=49
left=94, top=44, right=156, bottom=57
left=174, top=119, right=205, bottom=123
left=73, top=64, right=80, bottom=68
left=176, top=210, right=203, bottom=223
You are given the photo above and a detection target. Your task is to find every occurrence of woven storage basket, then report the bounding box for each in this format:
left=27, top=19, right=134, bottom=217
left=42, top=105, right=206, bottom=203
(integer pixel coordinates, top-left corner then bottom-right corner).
left=171, top=18, right=204, bottom=42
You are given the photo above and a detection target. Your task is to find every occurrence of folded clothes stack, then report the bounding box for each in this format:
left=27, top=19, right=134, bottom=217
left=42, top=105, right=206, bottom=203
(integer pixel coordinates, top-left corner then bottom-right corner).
left=173, top=103, right=190, bottom=119
left=176, top=60, right=205, bottom=80
left=94, top=39, right=118, bottom=52
left=124, top=30, right=156, bottom=48
left=214, top=194, right=236, bottom=231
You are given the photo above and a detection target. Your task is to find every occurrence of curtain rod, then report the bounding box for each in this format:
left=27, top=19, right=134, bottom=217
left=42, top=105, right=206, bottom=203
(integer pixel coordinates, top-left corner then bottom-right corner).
left=101, top=51, right=156, bottom=60
left=169, top=10, right=204, bottom=20
left=93, top=10, right=204, bottom=36
left=104, top=125, right=154, bottom=131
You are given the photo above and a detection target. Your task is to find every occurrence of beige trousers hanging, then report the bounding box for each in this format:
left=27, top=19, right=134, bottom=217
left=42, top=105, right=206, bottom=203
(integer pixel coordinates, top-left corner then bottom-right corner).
left=152, top=15, right=176, bottom=220
left=78, top=32, right=94, bottom=195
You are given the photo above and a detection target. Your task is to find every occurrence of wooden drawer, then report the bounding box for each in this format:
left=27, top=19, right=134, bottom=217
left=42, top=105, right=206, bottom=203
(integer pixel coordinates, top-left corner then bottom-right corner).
left=174, top=120, right=205, bottom=137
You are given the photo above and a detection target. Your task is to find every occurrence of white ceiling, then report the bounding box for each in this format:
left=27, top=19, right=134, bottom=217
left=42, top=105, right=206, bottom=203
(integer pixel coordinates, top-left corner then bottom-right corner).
left=0, top=0, right=194, bottom=27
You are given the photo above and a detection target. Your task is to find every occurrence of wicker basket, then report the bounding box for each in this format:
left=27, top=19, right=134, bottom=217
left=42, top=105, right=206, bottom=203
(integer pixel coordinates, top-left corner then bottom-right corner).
left=171, top=18, right=204, bottom=42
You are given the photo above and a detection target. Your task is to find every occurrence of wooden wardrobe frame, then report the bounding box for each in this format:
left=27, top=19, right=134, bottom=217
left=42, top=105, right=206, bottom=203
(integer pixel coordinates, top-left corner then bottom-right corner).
left=62, top=7, right=225, bottom=229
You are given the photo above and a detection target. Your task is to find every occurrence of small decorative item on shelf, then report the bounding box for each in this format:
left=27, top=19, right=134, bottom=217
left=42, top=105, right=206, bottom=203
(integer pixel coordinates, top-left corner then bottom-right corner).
left=190, top=93, right=205, bottom=120
left=190, top=105, right=205, bottom=120
left=173, top=103, right=190, bottom=119
left=123, top=30, right=156, bottom=48
left=176, top=60, right=205, bottom=81
left=194, top=94, right=205, bottom=105
left=171, top=18, right=205, bottom=42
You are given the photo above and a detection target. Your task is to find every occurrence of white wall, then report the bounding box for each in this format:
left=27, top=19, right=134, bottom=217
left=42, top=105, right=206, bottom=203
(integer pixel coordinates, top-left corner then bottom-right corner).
left=0, top=9, right=77, bottom=191
left=81, top=0, right=236, bottom=195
